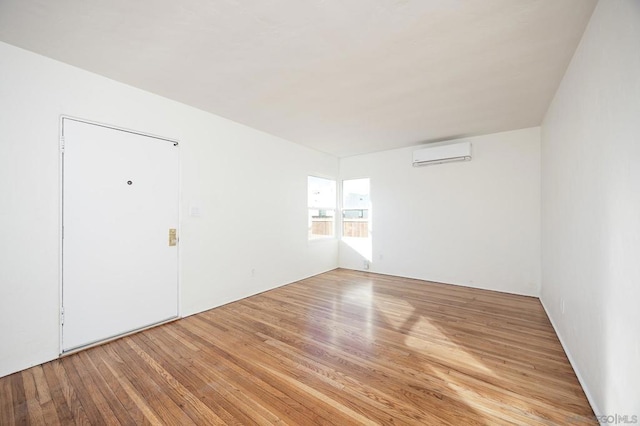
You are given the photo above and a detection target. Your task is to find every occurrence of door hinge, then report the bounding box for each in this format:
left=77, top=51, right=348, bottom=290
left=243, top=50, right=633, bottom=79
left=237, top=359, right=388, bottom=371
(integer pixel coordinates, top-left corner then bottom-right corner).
left=60, top=307, right=64, bottom=325
left=60, top=136, right=65, bottom=153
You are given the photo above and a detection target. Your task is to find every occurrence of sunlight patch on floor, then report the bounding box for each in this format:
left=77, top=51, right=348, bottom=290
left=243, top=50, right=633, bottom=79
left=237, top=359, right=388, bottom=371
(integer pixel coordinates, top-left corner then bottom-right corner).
left=373, top=297, right=414, bottom=329
left=405, top=332, right=495, bottom=375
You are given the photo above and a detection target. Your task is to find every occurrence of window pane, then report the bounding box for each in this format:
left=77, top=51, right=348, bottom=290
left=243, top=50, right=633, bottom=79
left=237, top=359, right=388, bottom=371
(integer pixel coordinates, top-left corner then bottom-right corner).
left=343, top=178, right=370, bottom=238
left=308, top=176, right=336, bottom=239
left=309, top=209, right=335, bottom=239
left=308, top=176, right=336, bottom=208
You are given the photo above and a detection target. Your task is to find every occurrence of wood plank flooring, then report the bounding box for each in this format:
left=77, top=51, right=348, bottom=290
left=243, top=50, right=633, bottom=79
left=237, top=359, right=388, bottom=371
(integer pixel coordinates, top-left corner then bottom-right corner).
left=0, top=269, right=595, bottom=425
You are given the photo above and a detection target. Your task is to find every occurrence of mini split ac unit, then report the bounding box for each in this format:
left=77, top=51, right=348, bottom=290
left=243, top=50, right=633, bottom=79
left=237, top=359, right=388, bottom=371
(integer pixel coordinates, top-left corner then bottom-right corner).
left=412, top=142, right=472, bottom=167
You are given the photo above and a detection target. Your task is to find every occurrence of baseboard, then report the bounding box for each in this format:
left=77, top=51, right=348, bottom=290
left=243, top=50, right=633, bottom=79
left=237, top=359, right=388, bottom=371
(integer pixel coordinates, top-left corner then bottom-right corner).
left=337, top=267, right=539, bottom=298
left=540, top=298, right=600, bottom=419
left=183, top=266, right=340, bottom=318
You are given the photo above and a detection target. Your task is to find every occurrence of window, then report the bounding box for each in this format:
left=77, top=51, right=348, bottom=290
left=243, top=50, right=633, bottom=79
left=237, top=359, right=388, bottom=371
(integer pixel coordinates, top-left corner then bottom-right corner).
left=342, top=178, right=370, bottom=238
left=308, top=176, right=336, bottom=239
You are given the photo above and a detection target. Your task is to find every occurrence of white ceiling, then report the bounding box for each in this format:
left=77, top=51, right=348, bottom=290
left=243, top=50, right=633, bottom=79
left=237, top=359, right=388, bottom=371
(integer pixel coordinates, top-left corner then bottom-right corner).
left=0, top=0, right=597, bottom=157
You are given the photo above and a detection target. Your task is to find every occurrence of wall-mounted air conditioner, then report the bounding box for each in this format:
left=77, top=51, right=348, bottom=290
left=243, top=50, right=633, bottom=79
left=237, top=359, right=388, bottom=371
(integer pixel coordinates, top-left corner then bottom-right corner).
left=412, top=142, right=472, bottom=167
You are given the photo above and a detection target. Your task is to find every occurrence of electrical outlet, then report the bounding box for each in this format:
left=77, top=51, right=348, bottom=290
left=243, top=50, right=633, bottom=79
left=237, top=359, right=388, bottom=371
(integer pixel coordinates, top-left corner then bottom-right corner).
left=363, top=260, right=370, bottom=270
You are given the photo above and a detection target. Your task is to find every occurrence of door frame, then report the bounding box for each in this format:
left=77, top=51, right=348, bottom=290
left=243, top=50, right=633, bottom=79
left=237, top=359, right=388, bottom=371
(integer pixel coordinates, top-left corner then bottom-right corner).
left=58, top=115, right=181, bottom=355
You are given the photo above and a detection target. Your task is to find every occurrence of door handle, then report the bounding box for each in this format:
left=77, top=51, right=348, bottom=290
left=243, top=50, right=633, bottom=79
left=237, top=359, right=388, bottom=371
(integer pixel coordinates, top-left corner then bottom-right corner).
left=169, top=228, right=177, bottom=246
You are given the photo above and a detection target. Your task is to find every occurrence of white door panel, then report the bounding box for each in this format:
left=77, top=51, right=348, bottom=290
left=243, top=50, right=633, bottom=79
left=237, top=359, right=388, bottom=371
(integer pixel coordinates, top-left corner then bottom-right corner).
left=62, top=119, right=178, bottom=352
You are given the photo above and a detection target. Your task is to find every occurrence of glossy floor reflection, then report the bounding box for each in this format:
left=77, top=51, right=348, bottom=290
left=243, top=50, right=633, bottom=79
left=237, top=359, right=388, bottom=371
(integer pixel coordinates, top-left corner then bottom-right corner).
left=0, top=269, right=595, bottom=424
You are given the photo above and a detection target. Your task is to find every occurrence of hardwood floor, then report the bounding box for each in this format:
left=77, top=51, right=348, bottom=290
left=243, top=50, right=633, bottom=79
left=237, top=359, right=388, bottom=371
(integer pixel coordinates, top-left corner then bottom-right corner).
left=0, top=269, right=595, bottom=425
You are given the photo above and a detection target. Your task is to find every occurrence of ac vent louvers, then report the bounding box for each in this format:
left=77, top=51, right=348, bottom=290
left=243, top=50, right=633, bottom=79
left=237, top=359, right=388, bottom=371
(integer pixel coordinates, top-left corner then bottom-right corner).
left=412, top=142, right=472, bottom=167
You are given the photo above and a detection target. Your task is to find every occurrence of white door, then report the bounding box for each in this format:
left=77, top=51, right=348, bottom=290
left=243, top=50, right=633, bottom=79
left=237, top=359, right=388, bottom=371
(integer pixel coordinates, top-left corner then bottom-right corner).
left=62, top=118, right=179, bottom=352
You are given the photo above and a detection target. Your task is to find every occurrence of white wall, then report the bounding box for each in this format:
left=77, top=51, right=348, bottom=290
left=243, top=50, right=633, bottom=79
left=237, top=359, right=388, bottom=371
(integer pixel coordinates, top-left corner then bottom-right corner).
left=0, top=42, right=339, bottom=378
left=339, top=128, right=541, bottom=296
left=541, top=0, right=640, bottom=416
